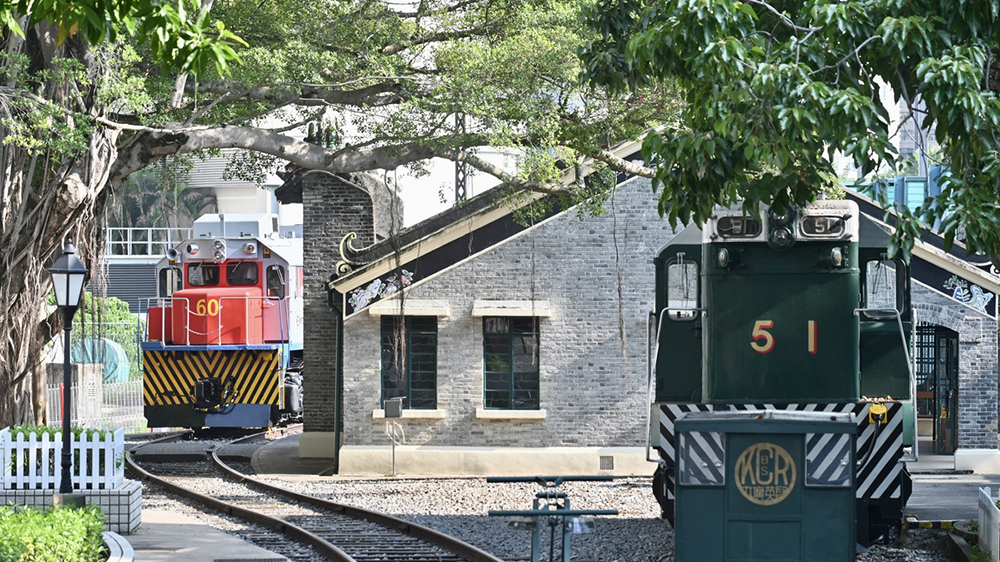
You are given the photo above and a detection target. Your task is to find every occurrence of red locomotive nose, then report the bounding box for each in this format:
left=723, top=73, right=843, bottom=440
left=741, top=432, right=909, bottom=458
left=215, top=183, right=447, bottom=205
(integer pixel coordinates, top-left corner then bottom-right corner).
left=170, top=287, right=265, bottom=345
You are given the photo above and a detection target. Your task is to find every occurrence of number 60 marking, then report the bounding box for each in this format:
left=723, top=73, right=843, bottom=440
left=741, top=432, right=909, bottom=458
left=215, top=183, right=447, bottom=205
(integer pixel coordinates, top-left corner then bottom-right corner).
left=195, top=298, right=220, bottom=316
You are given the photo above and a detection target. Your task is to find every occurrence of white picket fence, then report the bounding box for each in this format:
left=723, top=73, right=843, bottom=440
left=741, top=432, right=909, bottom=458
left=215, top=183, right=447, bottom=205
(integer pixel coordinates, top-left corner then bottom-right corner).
left=0, top=427, right=125, bottom=490
left=980, top=487, right=1000, bottom=562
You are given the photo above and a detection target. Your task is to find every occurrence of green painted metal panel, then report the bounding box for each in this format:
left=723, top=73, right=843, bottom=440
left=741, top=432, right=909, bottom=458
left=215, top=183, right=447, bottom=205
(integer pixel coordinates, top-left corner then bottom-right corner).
left=654, top=230, right=703, bottom=402
left=702, top=243, right=860, bottom=403
left=675, top=413, right=856, bottom=562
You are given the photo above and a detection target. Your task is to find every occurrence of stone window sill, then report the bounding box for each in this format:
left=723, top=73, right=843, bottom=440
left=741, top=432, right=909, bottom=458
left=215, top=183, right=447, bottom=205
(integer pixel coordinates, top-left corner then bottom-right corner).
left=475, top=408, right=547, bottom=420
left=372, top=409, right=447, bottom=420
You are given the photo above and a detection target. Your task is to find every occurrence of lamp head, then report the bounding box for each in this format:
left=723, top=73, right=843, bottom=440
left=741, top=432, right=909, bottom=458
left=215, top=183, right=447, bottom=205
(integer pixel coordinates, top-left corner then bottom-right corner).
left=48, top=241, right=89, bottom=310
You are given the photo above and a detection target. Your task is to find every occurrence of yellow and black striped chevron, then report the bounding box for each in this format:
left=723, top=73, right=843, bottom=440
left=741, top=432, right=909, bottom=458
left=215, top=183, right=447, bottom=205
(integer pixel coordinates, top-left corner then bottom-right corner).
left=143, top=349, right=282, bottom=407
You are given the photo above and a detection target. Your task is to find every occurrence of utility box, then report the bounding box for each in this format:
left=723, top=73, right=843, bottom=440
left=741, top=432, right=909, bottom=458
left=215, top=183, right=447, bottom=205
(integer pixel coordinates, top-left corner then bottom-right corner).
left=674, top=410, right=856, bottom=562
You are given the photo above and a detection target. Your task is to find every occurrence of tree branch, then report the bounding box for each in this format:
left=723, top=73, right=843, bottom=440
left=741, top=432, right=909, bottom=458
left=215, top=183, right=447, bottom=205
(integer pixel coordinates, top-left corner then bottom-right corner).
left=381, top=25, right=493, bottom=55
left=193, top=79, right=410, bottom=107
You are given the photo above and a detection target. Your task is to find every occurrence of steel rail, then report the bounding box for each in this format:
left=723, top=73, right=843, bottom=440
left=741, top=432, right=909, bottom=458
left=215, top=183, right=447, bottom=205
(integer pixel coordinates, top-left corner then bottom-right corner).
left=127, top=426, right=504, bottom=562
left=213, top=430, right=504, bottom=562
left=126, top=428, right=354, bottom=562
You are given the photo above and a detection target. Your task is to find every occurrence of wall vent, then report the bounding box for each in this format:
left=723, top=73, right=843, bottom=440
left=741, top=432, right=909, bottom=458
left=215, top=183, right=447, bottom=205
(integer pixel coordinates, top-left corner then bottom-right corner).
left=599, top=456, right=614, bottom=471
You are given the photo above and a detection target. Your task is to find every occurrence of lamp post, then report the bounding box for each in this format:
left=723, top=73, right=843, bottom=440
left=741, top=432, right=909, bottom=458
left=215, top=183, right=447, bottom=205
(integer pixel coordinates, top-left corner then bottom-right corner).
left=47, top=240, right=88, bottom=508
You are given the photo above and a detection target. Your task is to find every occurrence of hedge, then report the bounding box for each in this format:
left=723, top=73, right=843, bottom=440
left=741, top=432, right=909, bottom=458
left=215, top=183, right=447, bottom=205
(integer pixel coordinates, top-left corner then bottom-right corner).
left=0, top=505, right=106, bottom=562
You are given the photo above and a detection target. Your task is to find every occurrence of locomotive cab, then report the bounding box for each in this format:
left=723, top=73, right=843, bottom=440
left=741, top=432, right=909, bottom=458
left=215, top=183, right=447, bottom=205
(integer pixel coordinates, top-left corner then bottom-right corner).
left=141, top=214, right=304, bottom=429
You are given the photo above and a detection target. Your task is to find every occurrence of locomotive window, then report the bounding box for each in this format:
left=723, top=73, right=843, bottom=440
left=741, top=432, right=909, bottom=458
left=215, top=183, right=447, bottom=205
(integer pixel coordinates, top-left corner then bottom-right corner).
left=158, top=267, right=182, bottom=297
left=864, top=259, right=902, bottom=319
left=188, top=263, right=219, bottom=286
left=677, top=432, right=725, bottom=486
left=267, top=265, right=286, bottom=299
left=666, top=257, right=699, bottom=321
left=227, top=262, right=259, bottom=286
left=806, top=433, right=851, bottom=487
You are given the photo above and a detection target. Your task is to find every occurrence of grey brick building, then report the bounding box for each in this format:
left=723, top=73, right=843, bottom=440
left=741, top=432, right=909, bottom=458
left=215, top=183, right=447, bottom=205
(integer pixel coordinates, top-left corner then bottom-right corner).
left=289, top=162, right=1000, bottom=475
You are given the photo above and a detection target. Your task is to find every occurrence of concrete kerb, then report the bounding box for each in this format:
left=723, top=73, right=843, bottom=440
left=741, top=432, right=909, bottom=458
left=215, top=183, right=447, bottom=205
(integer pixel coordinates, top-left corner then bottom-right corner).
left=103, top=531, right=134, bottom=562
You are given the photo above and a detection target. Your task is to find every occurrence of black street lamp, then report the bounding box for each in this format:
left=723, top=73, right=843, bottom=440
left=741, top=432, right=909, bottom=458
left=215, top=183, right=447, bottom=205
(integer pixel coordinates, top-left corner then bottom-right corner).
left=47, top=240, right=88, bottom=508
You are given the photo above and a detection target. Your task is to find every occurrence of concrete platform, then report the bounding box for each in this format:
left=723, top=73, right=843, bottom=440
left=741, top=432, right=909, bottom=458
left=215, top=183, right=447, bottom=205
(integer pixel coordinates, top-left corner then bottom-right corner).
left=127, top=510, right=287, bottom=562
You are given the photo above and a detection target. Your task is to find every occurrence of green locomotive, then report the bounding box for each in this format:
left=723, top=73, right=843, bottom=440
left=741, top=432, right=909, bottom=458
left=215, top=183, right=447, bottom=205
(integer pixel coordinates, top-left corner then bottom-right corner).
left=650, top=200, right=914, bottom=546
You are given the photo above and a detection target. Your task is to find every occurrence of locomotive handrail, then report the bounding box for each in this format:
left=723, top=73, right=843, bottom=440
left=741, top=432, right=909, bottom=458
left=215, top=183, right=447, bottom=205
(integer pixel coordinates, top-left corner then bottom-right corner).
left=646, top=307, right=706, bottom=464
left=854, top=306, right=919, bottom=463
left=142, top=295, right=292, bottom=347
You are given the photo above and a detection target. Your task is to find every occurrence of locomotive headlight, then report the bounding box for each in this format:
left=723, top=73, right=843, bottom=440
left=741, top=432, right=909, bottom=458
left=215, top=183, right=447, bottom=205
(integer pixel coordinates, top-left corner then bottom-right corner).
left=242, top=242, right=257, bottom=255
left=212, top=239, right=226, bottom=262
left=717, top=248, right=730, bottom=267
left=830, top=247, right=844, bottom=266
left=771, top=226, right=793, bottom=247
left=186, top=243, right=200, bottom=255
left=770, top=209, right=791, bottom=226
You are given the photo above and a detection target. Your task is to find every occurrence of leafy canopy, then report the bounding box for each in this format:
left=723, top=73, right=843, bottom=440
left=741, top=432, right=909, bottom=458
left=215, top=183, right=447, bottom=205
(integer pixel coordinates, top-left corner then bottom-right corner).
left=2, top=0, right=245, bottom=75
left=580, top=0, right=1000, bottom=264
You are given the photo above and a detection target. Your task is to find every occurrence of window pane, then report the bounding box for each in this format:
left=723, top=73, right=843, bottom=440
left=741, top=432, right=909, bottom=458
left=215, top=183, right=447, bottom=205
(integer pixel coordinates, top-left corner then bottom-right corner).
left=484, top=336, right=508, bottom=354
left=865, top=260, right=899, bottom=318
left=485, top=355, right=511, bottom=373
left=482, top=316, right=540, bottom=410
left=410, top=391, right=435, bottom=409
left=266, top=265, right=285, bottom=299
left=513, top=391, right=539, bottom=409
left=485, top=317, right=509, bottom=334
left=410, top=317, right=436, bottom=331
left=188, top=263, right=219, bottom=286
left=485, top=391, right=510, bottom=409
left=513, top=372, right=539, bottom=389
left=159, top=267, right=182, bottom=297
left=380, top=315, right=437, bottom=409
left=227, top=262, right=259, bottom=286
left=485, top=373, right=508, bottom=389
left=410, top=335, right=436, bottom=354
left=513, top=335, right=537, bottom=355
left=513, top=354, right=537, bottom=371
left=513, top=317, right=537, bottom=333
left=667, top=258, right=699, bottom=321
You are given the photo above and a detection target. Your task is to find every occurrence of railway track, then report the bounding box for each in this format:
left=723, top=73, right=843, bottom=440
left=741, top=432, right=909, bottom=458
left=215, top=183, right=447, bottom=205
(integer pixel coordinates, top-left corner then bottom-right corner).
left=126, top=428, right=505, bottom=562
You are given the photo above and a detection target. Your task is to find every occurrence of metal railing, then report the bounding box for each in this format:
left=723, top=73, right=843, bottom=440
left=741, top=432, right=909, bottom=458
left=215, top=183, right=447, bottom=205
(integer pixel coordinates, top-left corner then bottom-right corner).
left=46, top=380, right=145, bottom=434
left=141, top=295, right=290, bottom=346
left=105, top=227, right=192, bottom=257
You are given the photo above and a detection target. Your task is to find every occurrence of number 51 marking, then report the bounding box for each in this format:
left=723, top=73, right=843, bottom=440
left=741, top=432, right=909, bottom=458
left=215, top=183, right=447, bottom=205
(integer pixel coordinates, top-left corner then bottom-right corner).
left=751, top=320, right=818, bottom=355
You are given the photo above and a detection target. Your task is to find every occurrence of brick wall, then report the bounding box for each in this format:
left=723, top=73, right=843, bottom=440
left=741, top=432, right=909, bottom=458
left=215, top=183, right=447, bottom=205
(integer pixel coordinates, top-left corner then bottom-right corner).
left=302, top=172, right=383, bottom=434
left=913, top=282, right=999, bottom=449
left=340, top=177, right=678, bottom=448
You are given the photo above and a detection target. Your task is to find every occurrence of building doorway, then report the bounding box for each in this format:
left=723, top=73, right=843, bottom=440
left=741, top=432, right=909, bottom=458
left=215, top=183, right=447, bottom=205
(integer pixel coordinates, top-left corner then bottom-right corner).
left=915, top=323, right=959, bottom=455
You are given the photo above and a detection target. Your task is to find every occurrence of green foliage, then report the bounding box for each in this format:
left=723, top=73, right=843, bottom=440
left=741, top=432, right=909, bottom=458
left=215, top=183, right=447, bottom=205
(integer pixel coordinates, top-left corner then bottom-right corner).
left=108, top=160, right=214, bottom=229
left=46, top=294, right=142, bottom=381
left=579, top=0, right=1000, bottom=265
left=0, top=505, right=106, bottom=562
left=1, top=0, right=244, bottom=77
left=7, top=424, right=113, bottom=442
left=77, top=294, right=142, bottom=382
